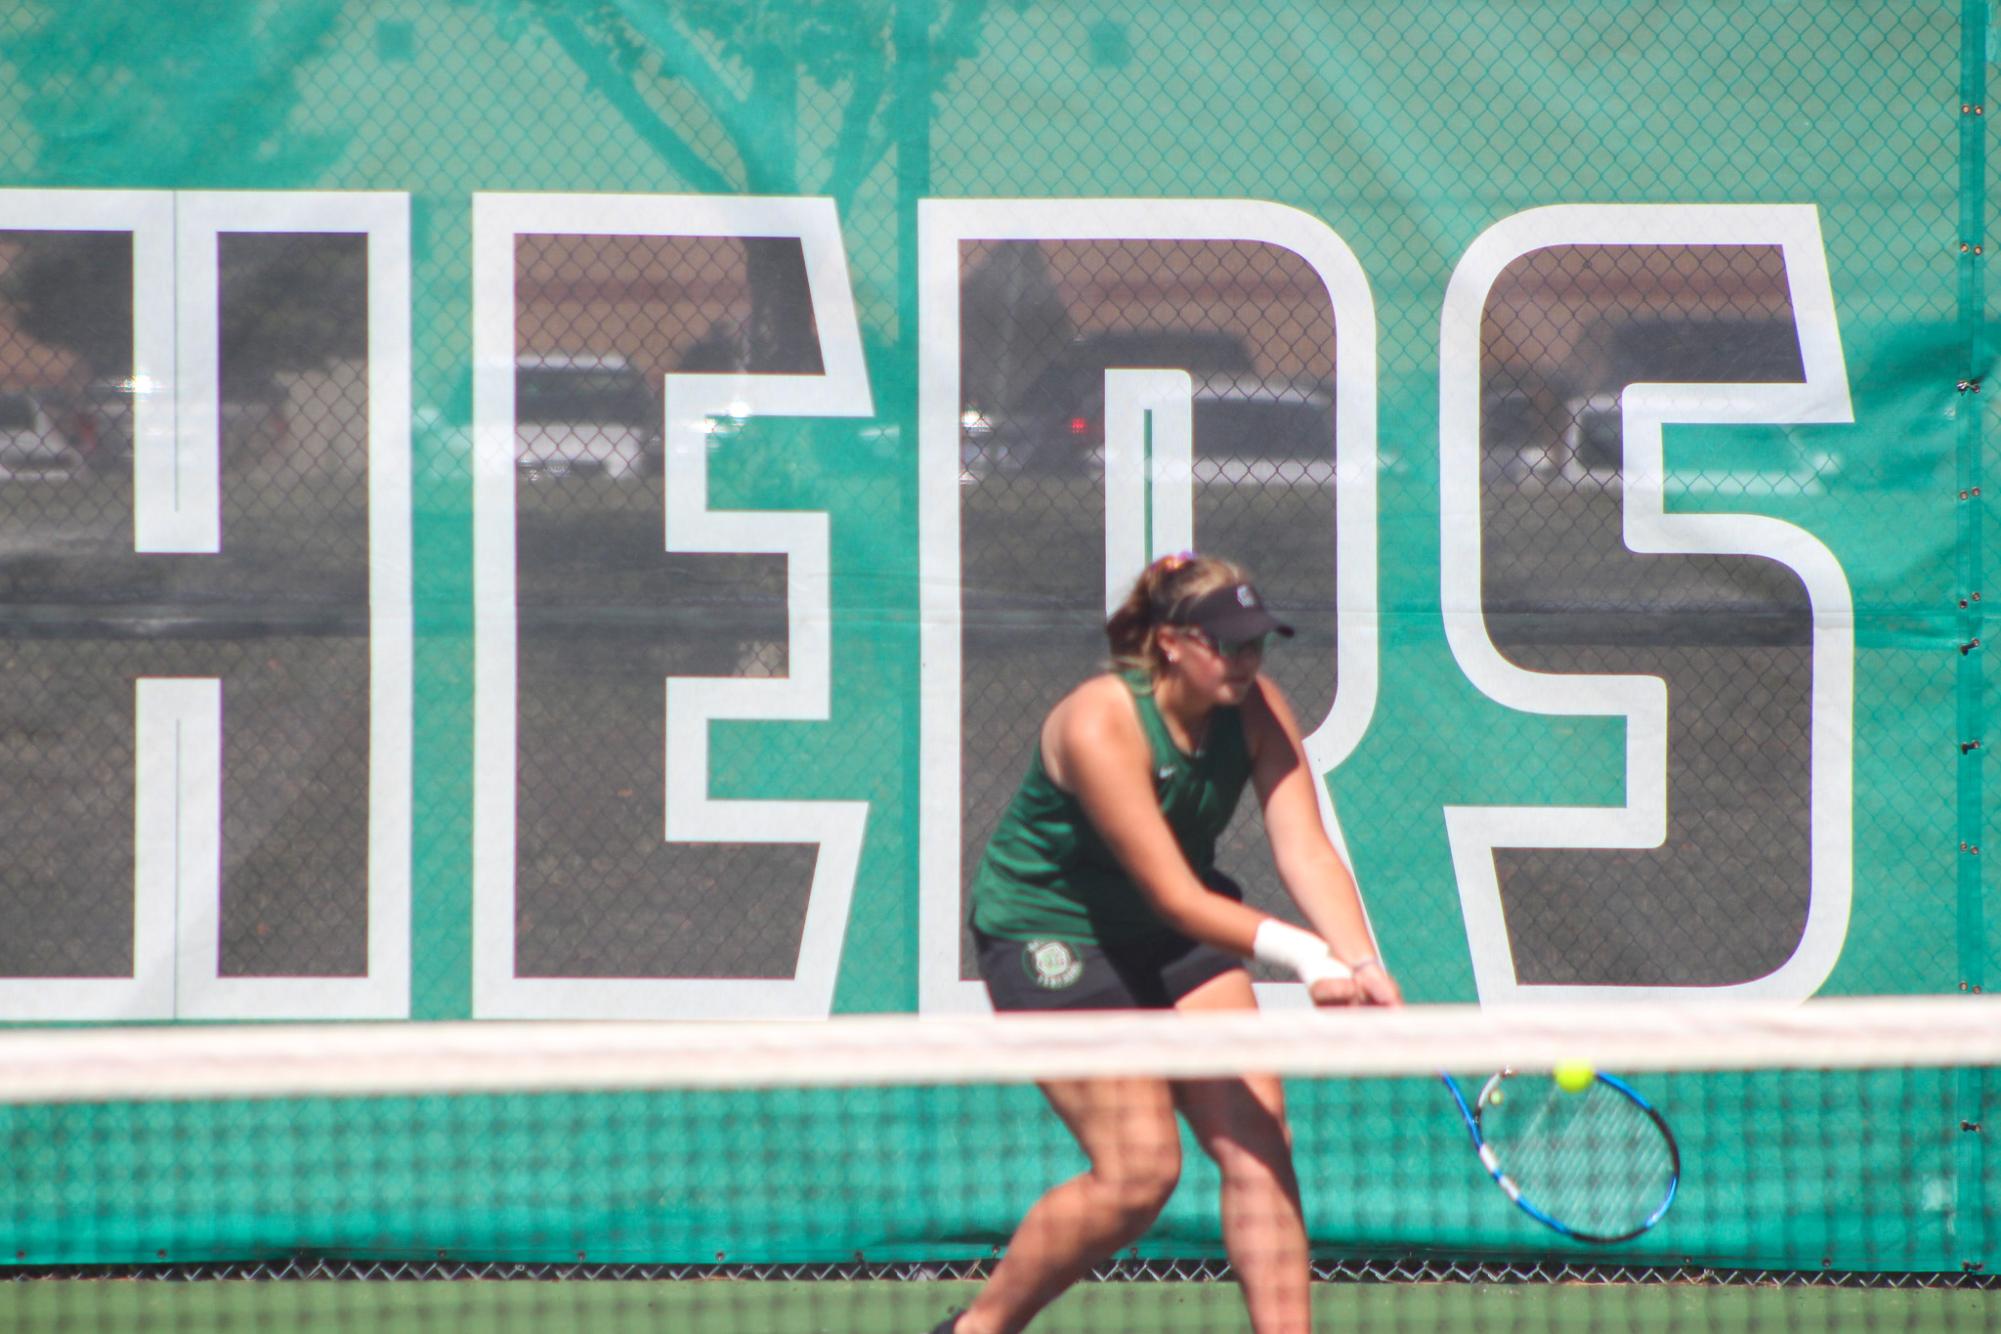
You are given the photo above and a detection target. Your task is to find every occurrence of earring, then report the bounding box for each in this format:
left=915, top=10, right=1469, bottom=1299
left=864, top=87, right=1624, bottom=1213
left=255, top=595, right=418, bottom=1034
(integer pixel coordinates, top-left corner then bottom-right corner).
left=1166, top=653, right=1180, bottom=664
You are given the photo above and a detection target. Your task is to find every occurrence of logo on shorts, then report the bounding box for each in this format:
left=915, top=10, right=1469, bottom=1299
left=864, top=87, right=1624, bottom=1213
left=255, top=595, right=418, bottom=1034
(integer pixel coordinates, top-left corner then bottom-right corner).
left=1236, top=584, right=1257, bottom=607
left=1023, top=939, right=1084, bottom=990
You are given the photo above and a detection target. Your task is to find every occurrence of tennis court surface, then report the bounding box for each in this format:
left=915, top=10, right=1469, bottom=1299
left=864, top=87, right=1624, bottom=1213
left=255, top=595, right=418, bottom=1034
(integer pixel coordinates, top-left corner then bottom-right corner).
left=2, top=998, right=1996, bottom=1331
left=3, top=1274, right=1994, bottom=1331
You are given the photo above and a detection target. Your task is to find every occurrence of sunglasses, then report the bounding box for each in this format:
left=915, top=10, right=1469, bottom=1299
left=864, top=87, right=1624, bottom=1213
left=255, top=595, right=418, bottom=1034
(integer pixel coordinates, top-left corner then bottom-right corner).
left=1185, top=628, right=1271, bottom=660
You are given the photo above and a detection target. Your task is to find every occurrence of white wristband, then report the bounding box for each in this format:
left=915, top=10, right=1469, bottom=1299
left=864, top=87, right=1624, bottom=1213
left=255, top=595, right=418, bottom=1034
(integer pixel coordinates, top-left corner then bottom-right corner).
left=1252, top=920, right=1351, bottom=987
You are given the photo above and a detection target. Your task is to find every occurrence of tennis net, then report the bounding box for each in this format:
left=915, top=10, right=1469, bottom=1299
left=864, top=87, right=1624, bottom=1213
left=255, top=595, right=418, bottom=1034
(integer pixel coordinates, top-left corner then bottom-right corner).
left=1, top=997, right=1997, bottom=1332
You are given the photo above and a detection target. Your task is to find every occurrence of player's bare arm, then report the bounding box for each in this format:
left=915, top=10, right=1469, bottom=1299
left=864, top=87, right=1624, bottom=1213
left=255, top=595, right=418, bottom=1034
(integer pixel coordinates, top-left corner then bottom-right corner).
left=1244, top=675, right=1402, bottom=1006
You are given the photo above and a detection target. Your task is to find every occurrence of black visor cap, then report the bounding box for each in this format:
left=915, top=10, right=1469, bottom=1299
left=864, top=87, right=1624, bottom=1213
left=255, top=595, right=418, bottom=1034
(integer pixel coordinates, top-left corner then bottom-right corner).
left=1174, top=582, right=1295, bottom=644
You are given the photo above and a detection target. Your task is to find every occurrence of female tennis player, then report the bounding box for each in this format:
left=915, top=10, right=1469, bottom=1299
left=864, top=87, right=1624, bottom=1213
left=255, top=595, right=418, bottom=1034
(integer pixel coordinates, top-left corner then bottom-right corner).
left=932, top=552, right=1399, bottom=1334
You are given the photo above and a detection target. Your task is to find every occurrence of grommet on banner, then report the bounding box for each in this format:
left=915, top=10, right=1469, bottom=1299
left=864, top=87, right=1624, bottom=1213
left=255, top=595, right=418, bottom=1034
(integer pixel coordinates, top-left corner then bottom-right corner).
left=1960, top=739, right=1982, bottom=754
left=1957, top=377, right=1982, bottom=393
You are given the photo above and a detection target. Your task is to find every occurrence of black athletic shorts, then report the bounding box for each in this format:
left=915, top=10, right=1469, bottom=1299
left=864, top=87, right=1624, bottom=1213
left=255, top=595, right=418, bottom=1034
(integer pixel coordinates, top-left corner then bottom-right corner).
left=975, top=871, right=1247, bottom=1012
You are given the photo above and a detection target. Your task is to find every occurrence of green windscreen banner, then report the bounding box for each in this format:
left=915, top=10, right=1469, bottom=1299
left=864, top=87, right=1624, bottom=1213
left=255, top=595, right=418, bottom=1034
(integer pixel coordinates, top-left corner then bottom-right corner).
left=0, top=0, right=1991, bottom=1272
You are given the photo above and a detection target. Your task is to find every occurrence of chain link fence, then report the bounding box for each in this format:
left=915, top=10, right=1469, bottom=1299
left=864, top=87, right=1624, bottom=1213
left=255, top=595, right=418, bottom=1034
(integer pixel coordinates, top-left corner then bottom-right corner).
left=0, top=0, right=1986, bottom=1272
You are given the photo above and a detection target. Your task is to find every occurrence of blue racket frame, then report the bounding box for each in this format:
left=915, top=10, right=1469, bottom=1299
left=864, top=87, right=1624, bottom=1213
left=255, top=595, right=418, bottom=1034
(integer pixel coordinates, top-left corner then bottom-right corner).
left=1438, top=1069, right=1681, bottom=1245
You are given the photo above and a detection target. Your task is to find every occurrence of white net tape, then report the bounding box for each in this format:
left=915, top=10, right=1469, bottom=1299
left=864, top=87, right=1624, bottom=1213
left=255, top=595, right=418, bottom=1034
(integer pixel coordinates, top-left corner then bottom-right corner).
left=2, top=994, right=1996, bottom=1103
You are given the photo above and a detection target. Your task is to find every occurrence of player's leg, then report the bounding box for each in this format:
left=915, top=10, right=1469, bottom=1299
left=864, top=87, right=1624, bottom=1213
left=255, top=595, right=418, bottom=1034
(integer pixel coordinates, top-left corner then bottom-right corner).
left=954, top=1076, right=1182, bottom=1334
left=1173, top=967, right=1311, bottom=1334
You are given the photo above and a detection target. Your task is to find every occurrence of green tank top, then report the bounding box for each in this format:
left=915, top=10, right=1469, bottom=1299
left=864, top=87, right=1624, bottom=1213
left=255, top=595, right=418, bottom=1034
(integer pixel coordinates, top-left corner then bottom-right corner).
left=969, top=671, right=1254, bottom=945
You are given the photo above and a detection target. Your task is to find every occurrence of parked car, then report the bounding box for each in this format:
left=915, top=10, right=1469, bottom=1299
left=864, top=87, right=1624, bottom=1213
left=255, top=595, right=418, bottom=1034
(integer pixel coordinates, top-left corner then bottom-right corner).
left=515, top=353, right=660, bottom=481
left=0, top=391, right=86, bottom=480
left=73, top=377, right=138, bottom=464
left=1513, top=318, right=1837, bottom=497
left=66, top=374, right=287, bottom=466
left=968, top=330, right=1333, bottom=484
left=1555, top=393, right=1839, bottom=498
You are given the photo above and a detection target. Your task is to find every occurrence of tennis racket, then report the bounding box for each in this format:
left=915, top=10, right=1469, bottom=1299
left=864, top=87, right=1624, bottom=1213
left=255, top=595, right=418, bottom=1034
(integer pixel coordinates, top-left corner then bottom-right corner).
left=1439, top=1068, right=1680, bottom=1244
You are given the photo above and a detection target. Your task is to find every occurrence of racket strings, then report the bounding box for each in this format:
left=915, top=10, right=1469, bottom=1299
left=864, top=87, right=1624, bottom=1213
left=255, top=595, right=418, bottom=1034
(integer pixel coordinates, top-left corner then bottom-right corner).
left=1481, top=1081, right=1675, bottom=1238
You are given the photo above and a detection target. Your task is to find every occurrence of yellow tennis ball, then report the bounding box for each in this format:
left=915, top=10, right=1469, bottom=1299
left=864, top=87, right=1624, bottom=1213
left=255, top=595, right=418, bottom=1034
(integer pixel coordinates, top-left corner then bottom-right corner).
left=1553, top=1061, right=1595, bottom=1094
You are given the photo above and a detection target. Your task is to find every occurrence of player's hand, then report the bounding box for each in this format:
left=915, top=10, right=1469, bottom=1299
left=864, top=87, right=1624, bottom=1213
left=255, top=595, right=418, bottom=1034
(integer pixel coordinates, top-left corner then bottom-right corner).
left=1307, top=974, right=1361, bottom=1006
left=1354, top=960, right=1402, bottom=1007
